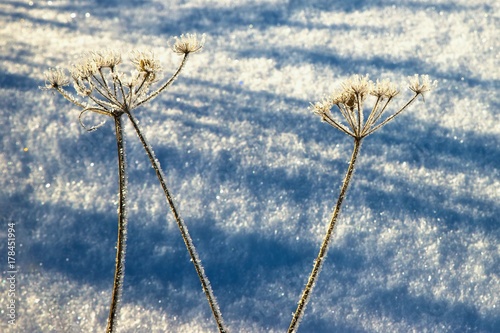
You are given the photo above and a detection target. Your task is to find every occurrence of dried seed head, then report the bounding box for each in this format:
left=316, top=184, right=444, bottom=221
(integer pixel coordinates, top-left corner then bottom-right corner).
left=312, top=74, right=435, bottom=139
left=130, top=50, right=161, bottom=75
left=329, top=89, right=350, bottom=106
left=90, top=50, right=122, bottom=69
left=371, top=79, right=399, bottom=98
left=310, top=98, right=332, bottom=116
left=342, top=74, right=373, bottom=98
left=408, top=74, right=437, bottom=95
left=170, top=33, right=205, bottom=55
left=43, top=68, right=69, bottom=90
left=344, top=93, right=357, bottom=109
left=71, top=57, right=99, bottom=80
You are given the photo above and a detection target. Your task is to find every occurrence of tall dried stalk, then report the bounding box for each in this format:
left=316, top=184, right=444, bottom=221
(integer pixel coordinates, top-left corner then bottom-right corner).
left=127, top=111, right=227, bottom=332
left=288, top=74, right=436, bottom=332
left=106, top=115, right=127, bottom=333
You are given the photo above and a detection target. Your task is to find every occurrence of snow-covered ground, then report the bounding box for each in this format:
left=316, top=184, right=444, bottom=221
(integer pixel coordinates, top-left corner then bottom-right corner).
left=1, top=0, right=499, bottom=332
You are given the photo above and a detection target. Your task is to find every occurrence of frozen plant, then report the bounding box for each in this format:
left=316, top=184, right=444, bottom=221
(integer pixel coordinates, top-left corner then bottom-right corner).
left=43, top=34, right=227, bottom=333
left=288, top=74, right=437, bottom=332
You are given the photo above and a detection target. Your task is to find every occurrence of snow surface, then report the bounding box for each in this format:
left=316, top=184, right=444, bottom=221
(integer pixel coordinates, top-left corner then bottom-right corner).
left=0, top=0, right=499, bottom=332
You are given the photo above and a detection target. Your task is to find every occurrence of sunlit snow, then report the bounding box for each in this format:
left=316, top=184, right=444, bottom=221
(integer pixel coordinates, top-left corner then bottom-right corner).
left=0, top=0, right=498, bottom=332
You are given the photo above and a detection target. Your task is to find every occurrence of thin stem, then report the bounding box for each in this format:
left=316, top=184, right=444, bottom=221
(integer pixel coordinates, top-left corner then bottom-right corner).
left=322, top=112, right=354, bottom=137
left=337, top=104, right=356, bottom=135
left=98, top=68, right=110, bottom=90
left=364, top=93, right=419, bottom=137
left=87, top=93, right=115, bottom=111
left=128, top=73, right=151, bottom=107
left=55, top=87, right=87, bottom=109
left=355, top=93, right=362, bottom=136
left=106, top=115, right=128, bottom=333
left=111, top=66, right=118, bottom=98
left=90, top=74, right=122, bottom=107
left=78, top=107, right=112, bottom=132
left=287, top=137, right=362, bottom=333
left=362, top=96, right=383, bottom=134
left=126, top=111, right=228, bottom=333
left=117, top=79, right=129, bottom=111
left=135, top=53, right=189, bottom=108
left=370, top=97, right=391, bottom=123
left=133, top=73, right=150, bottom=96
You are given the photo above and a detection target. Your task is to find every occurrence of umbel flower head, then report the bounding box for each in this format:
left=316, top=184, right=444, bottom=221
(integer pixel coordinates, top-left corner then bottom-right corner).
left=44, top=68, right=70, bottom=90
left=42, top=34, right=205, bottom=130
left=130, top=50, right=161, bottom=76
left=311, top=74, right=437, bottom=139
left=170, top=33, right=206, bottom=55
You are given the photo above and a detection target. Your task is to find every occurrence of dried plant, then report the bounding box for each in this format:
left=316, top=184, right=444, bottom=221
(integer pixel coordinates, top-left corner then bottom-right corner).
left=287, top=74, right=437, bottom=332
left=43, top=34, right=227, bottom=333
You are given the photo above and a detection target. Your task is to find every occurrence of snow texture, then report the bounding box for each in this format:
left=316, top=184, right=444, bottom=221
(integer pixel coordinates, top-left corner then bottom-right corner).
left=0, top=0, right=499, bottom=332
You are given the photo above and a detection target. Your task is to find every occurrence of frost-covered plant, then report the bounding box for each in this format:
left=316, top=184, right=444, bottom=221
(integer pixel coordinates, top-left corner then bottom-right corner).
left=288, top=74, right=436, bottom=332
left=43, top=34, right=227, bottom=333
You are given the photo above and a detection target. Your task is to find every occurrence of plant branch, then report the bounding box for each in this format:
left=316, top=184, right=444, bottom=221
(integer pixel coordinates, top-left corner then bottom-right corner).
left=364, top=93, right=419, bottom=137
left=126, top=111, right=228, bottom=333
left=287, top=137, right=362, bottom=333
left=55, top=87, right=87, bottom=109
left=135, top=53, right=189, bottom=108
left=106, top=115, right=128, bottom=333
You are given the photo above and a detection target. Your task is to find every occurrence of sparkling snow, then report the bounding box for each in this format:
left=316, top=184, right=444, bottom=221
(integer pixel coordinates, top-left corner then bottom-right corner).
left=0, top=0, right=498, bottom=332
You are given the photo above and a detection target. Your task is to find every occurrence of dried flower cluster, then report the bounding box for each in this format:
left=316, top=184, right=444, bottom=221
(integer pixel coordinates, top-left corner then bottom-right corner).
left=170, top=33, right=206, bottom=55
left=43, top=34, right=205, bottom=130
left=311, top=74, right=437, bottom=139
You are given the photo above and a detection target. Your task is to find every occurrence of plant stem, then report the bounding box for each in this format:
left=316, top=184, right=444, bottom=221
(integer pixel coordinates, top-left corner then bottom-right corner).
left=106, top=115, right=128, bottom=333
left=126, top=112, right=227, bottom=333
left=288, top=137, right=362, bottom=333
left=134, top=53, right=189, bottom=108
